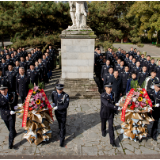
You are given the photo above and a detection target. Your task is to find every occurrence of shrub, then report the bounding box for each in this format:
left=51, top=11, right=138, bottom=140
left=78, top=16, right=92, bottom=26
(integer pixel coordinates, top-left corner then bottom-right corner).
left=137, top=43, right=144, bottom=48
left=156, top=44, right=160, bottom=48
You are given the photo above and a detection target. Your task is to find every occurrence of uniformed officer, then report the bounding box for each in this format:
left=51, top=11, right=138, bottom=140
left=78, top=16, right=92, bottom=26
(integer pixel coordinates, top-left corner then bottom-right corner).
left=42, top=55, right=49, bottom=83
left=0, top=68, right=8, bottom=86
left=148, top=58, right=156, bottom=74
left=131, top=61, right=142, bottom=74
left=148, top=82, right=160, bottom=141
left=5, top=64, right=17, bottom=93
left=101, top=60, right=112, bottom=81
left=145, top=70, right=159, bottom=91
left=124, top=53, right=130, bottom=67
left=38, top=59, right=45, bottom=82
left=128, top=47, right=134, bottom=56
left=143, top=55, right=151, bottom=71
left=0, top=85, right=17, bottom=149
left=100, top=82, right=121, bottom=147
left=137, top=66, right=149, bottom=87
left=155, top=60, right=160, bottom=80
left=119, top=66, right=131, bottom=96
left=27, top=63, right=39, bottom=85
left=103, top=67, right=114, bottom=86
left=139, top=54, right=146, bottom=67
left=135, top=51, right=141, bottom=62
left=16, top=67, right=29, bottom=103
left=51, top=84, right=69, bottom=147
left=1, top=58, right=8, bottom=76
left=108, top=70, right=122, bottom=103
left=13, top=61, right=20, bottom=77
left=19, top=57, right=27, bottom=71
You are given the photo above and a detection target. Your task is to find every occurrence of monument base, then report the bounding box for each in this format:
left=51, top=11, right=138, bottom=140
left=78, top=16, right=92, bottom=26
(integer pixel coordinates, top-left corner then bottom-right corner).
left=58, top=78, right=100, bottom=99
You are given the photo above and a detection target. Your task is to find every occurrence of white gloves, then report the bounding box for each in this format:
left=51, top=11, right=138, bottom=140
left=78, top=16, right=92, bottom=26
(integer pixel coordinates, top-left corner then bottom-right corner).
left=10, top=111, right=15, bottom=115
left=14, top=106, right=18, bottom=110
left=118, top=107, right=122, bottom=111
left=53, top=106, right=58, bottom=110
left=155, top=104, right=160, bottom=107
left=115, top=103, right=119, bottom=106
left=151, top=85, right=154, bottom=89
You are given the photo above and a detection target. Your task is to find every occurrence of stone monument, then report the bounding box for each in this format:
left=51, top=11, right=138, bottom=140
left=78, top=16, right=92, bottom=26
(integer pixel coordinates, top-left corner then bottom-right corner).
left=59, top=1, right=99, bottom=99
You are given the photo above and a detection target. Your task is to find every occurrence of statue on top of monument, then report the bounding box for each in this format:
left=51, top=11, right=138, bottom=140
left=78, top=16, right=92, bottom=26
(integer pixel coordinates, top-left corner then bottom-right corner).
left=67, top=1, right=91, bottom=30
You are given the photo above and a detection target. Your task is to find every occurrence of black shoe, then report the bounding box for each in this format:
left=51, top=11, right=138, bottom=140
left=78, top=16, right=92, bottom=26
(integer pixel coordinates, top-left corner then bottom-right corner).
left=60, top=141, right=64, bottom=147
left=153, top=138, right=157, bottom=141
left=110, top=141, right=116, bottom=147
left=8, top=145, right=13, bottom=149
left=102, top=132, right=106, bottom=137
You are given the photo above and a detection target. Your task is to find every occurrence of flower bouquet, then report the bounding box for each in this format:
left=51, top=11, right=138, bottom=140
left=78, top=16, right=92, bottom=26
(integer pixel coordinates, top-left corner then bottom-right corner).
left=117, top=80, right=154, bottom=142
left=17, top=84, right=54, bottom=145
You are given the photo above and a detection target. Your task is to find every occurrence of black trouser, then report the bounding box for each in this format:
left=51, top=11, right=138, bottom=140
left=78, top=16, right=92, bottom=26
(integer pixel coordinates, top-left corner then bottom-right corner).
left=21, top=96, right=25, bottom=103
left=115, top=96, right=120, bottom=103
left=151, top=119, right=159, bottom=139
left=122, top=88, right=126, bottom=96
left=101, top=118, right=115, bottom=144
left=4, top=116, right=16, bottom=146
left=55, top=114, right=66, bottom=145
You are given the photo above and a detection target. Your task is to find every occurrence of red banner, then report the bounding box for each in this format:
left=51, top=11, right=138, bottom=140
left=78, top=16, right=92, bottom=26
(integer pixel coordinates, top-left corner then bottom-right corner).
left=40, top=89, right=54, bottom=121
left=121, top=88, right=135, bottom=122
left=22, top=89, right=33, bottom=127
left=142, top=88, right=152, bottom=107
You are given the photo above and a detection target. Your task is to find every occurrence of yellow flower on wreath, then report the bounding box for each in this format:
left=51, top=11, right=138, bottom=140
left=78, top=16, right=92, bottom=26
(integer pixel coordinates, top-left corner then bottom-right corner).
left=138, top=97, right=143, bottom=102
left=36, top=99, right=41, bottom=105
left=33, top=91, right=36, bottom=95
left=38, top=89, right=41, bottom=92
left=140, top=91, right=143, bottom=94
left=146, top=101, right=148, bottom=104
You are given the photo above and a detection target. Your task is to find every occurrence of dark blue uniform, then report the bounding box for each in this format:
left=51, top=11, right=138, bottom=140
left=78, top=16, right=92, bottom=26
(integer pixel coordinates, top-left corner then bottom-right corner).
left=27, top=69, right=39, bottom=85
left=52, top=90, right=69, bottom=146
left=100, top=92, right=118, bottom=144
left=16, top=75, right=29, bottom=103
left=5, top=71, right=17, bottom=92
left=0, top=92, right=16, bottom=148
left=148, top=89, right=160, bottom=140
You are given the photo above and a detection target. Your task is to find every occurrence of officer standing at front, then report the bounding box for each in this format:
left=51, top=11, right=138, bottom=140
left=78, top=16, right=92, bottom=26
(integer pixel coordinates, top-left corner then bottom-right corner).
left=0, top=85, right=17, bottom=149
left=100, top=82, right=121, bottom=147
left=51, top=84, right=69, bottom=147
left=16, top=67, right=29, bottom=103
left=148, top=82, right=160, bottom=141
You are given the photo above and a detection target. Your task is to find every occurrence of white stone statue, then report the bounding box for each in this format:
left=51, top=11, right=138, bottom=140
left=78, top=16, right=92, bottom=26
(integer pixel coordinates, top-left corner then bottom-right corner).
left=67, top=1, right=91, bottom=30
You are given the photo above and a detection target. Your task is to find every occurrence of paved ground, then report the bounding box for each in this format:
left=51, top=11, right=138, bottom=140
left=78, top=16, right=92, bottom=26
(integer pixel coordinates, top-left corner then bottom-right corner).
left=113, top=43, right=160, bottom=57
left=0, top=69, right=160, bottom=157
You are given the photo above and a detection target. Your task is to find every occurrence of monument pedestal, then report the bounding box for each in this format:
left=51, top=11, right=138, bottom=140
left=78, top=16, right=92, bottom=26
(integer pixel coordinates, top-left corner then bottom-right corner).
left=59, top=30, right=100, bottom=99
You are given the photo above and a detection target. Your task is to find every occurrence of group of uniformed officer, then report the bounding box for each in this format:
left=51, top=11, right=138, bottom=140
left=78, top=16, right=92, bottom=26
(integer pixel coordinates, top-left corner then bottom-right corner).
left=97, top=47, right=160, bottom=145
left=0, top=46, right=56, bottom=103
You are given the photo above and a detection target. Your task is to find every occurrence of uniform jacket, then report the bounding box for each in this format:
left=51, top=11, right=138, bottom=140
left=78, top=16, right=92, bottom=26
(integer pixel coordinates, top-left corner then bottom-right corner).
left=100, top=92, right=118, bottom=119
left=16, top=75, right=29, bottom=97
left=52, top=91, right=69, bottom=118
left=148, top=89, right=160, bottom=120
left=0, top=93, right=15, bottom=121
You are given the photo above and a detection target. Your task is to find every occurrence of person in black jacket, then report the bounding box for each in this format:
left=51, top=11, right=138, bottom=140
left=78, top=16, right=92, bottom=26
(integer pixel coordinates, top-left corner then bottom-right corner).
left=16, top=67, right=29, bottom=103
left=5, top=64, right=17, bottom=92
left=108, top=70, right=122, bottom=103
left=0, top=86, right=17, bottom=149
left=155, top=60, right=160, bottom=80
left=51, top=84, right=69, bottom=147
left=100, top=82, right=121, bottom=147
left=119, top=66, right=131, bottom=96
left=148, top=82, right=160, bottom=141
